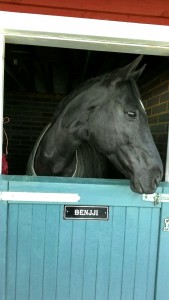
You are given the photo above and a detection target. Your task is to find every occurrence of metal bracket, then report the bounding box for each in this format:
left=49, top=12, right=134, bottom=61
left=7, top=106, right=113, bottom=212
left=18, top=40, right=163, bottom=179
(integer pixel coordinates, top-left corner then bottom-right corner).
left=164, top=219, right=169, bottom=231
left=143, top=193, right=169, bottom=206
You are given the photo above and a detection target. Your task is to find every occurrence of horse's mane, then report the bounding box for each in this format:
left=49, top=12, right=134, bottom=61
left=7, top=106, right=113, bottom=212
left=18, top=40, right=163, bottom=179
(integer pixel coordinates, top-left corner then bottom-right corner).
left=51, top=56, right=144, bottom=123
left=51, top=71, right=115, bottom=122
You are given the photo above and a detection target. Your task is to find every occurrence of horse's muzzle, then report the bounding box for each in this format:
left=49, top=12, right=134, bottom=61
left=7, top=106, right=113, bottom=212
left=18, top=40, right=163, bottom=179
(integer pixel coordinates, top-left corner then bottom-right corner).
left=130, top=170, right=163, bottom=194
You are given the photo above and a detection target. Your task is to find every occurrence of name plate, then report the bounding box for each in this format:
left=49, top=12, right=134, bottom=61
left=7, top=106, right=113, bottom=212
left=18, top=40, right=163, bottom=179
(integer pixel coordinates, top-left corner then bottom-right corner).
left=64, top=205, right=109, bottom=220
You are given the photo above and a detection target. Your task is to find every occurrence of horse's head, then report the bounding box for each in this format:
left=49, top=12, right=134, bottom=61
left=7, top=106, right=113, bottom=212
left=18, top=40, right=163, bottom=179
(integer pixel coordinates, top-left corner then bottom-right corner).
left=88, top=55, right=163, bottom=194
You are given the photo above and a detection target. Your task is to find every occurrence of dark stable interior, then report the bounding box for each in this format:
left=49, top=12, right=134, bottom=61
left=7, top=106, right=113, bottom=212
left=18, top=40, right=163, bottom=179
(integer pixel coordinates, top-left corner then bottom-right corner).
left=3, top=43, right=169, bottom=177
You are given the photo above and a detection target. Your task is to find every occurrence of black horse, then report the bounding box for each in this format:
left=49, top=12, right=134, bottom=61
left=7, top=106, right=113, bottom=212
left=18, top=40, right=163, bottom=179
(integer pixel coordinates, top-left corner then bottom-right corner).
left=26, top=55, right=163, bottom=194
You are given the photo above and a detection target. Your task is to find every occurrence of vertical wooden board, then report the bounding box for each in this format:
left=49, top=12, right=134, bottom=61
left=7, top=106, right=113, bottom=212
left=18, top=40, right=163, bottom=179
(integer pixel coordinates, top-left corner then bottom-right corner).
left=0, top=201, right=8, bottom=300
left=29, top=205, right=46, bottom=300
left=121, top=207, right=139, bottom=300
left=108, top=207, right=126, bottom=299
left=95, top=208, right=114, bottom=300
left=82, top=221, right=100, bottom=300
left=55, top=207, right=73, bottom=300
left=42, top=205, right=60, bottom=300
left=155, top=194, right=169, bottom=300
left=15, top=204, right=32, bottom=300
left=69, top=221, right=86, bottom=300
left=6, top=204, right=19, bottom=300
left=133, top=208, right=159, bottom=300
left=146, top=209, right=160, bottom=300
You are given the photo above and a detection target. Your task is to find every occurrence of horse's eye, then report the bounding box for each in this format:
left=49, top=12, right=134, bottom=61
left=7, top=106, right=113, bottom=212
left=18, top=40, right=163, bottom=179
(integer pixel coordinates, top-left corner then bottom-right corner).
left=126, top=111, right=137, bottom=119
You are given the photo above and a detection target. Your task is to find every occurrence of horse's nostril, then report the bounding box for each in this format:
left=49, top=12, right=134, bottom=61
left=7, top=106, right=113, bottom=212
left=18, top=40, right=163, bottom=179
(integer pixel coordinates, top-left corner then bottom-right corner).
left=154, top=175, right=161, bottom=185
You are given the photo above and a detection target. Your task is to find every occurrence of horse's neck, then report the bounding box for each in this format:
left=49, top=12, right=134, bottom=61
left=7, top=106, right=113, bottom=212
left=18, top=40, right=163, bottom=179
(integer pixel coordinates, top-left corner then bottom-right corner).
left=34, top=84, right=106, bottom=175
left=34, top=118, right=87, bottom=175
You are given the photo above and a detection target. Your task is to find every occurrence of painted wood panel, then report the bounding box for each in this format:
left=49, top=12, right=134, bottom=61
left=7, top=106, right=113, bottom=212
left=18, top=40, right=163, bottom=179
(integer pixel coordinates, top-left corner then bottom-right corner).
left=0, top=176, right=165, bottom=300
left=155, top=186, right=169, bottom=300
left=5, top=203, right=160, bottom=300
left=0, top=180, right=8, bottom=300
left=0, top=0, right=169, bottom=25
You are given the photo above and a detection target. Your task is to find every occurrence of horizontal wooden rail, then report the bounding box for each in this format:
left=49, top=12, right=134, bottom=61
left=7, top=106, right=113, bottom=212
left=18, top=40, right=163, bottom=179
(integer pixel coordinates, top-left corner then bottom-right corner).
left=0, top=191, right=80, bottom=203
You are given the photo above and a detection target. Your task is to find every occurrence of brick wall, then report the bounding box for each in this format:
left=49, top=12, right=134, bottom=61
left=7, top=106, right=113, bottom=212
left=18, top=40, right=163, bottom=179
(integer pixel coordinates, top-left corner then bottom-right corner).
left=3, top=93, right=63, bottom=175
left=140, top=67, right=169, bottom=173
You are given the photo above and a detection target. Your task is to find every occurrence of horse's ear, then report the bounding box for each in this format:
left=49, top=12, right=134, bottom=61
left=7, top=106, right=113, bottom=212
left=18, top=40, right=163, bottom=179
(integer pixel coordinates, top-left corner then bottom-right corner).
left=127, top=63, right=146, bottom=81
left=120, top=55, right=145, bottom=80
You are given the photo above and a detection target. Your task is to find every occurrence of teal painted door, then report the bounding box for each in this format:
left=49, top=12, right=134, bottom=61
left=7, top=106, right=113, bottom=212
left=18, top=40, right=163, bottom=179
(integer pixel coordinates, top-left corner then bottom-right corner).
left=0, top=175, right=168, bottom=300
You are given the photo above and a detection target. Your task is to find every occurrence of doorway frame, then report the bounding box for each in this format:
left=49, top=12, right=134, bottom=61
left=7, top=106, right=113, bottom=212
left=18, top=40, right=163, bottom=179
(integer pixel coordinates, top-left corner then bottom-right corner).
left=0, top=10, right=169, bottom=176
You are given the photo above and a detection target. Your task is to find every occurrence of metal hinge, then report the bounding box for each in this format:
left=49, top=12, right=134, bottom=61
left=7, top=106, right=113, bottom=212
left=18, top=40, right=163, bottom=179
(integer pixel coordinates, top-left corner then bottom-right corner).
left=143, top=193, right=169, bottom=206
left=164, top=219, right=169, bottom=231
